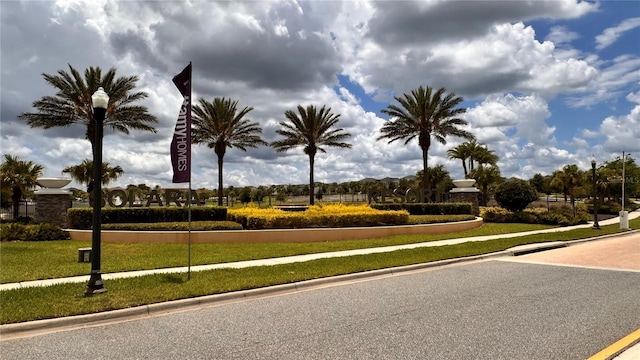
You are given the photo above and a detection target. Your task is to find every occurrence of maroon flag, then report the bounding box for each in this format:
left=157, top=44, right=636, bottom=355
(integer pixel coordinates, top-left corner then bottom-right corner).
left=171, top=63, right=191, bottom=183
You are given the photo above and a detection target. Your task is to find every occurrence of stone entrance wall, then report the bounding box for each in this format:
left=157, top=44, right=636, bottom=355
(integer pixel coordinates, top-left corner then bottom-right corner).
left=35, top=194, right=71, bottom=227
left=450, top=192, right=479, bottom=216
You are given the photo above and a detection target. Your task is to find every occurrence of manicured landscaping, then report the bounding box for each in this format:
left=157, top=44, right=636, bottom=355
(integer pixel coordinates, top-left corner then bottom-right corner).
left=1, top=222, right=549, bottom=284
left=0, top=218, right=637, bottom=324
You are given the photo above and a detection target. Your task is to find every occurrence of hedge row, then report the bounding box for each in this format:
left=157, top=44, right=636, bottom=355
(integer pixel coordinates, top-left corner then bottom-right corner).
left=480, top=207, right=590, bottom=226
left=407, top=214, right=477, bottom=224
left=0, top=223, right=69, bottom=241
left=68, top=206, right=227, bottom=229
left=371, top=202, right=473, bottom=215
left=101, top=221, right=242, bottom=231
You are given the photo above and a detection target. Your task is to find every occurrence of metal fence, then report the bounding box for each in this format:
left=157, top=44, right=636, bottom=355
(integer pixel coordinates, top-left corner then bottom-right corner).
left=0, top=201, right=36, bottom=221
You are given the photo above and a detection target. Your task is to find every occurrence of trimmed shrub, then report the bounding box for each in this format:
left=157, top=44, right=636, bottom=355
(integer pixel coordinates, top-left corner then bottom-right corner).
left=102, top=221, right=242, bottom=231
left=480, top=206, right=589, bottom=226
left=407, top=215, right=476, bottom=224
left=68, top=206, right=227, bottom=229
left=494, top=179, right=538, bottom=212
left=0, top=223, right=27, bottom=240
left=585, top=201, right=622, bottom=215
left=0, top=223, right=69, bottom=241
left=371, top=203, right=473, bottom=215
left=228, top=203, right=410, bottom=230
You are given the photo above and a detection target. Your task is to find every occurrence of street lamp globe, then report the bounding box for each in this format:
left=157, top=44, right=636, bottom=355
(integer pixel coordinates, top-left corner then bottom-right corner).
left=91, top=87, right=109, bottom=109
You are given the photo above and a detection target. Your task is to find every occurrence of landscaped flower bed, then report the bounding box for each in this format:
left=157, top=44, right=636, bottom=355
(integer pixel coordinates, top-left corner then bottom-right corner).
left=228, top=203, right=410, bottom=229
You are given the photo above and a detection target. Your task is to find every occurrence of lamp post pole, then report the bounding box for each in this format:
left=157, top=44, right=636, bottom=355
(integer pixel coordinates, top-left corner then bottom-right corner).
left=622, top=151, right=627, bottom=211
left=620, top=152, right=630, bottom=230
left=591, top=157, right=600, bottom=230
left=86, top=87, right=109, bottom=295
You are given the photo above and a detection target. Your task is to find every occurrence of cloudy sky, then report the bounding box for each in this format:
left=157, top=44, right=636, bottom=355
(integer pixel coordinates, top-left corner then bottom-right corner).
left=1, top=0, right=639, bottom=190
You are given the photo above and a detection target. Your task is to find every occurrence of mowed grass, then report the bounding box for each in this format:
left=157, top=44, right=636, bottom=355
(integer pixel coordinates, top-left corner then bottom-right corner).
left=1, top=218, right=637, bottom=324
left=1, top=222, right=552, bottom=284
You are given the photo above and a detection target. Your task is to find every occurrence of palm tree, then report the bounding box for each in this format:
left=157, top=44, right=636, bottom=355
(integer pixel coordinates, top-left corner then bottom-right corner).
left=192, top=97, right=267, bottom=206
left=450, top=140, right=499, bottom=175
left=62, top=159, right=124, bottom=190
left=0, top=155, right=44, bottom=219
left=271, top=105, right=352, bottom=205
left=469, top=164, right=502, bottom=206
left=416, top=165, right=452, bottom=202
left=378, top=86, right=475, bottom=202
left=550, top=164, right=583, bottom=207
left=471, top=145, right=498, bottom=168
left=447, top=142, right=472, bottom=176
left=18, top=64, right=158, bottom=159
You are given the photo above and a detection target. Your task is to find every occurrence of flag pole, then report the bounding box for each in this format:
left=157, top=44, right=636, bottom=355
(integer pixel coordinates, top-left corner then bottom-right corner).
left=170, top=61, right=193, bottom=281
left=187, top=61, right=192, bottom=280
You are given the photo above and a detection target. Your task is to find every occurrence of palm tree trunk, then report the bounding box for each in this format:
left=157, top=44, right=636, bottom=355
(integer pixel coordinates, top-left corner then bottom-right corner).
left=462, top=160, right=468, bottom=177
left=217, top=155, right=224, bottom=206
left=11, top=186, right=21, bottom=220
left=309, top=154, right=315, bottom=205
left=422, top=149, right=430, bottom=203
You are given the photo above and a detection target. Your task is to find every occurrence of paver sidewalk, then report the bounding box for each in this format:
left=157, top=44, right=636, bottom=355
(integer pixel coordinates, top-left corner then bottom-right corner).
left=1, top=211, right=638, bottom=292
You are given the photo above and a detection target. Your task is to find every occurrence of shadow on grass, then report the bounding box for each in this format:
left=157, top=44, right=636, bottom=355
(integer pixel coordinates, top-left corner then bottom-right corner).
left=160, top=274, right=187, bottom=284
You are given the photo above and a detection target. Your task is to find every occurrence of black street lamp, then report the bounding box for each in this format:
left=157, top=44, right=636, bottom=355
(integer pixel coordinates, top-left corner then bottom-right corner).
left=591, top=157, right=600, bottom=230
left=86, top=87, right=109, bottom=295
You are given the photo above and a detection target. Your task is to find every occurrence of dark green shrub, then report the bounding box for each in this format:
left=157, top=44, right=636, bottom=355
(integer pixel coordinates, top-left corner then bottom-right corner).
left=480, top=206, right=588, bottom=226
left=68, top=206, right=228, bottom=229
left=494, top=179, right=538, bottom=212
left=586, top=201, right=622, bottom=215
left=371, top=203, right=472, bottom=215
left=1, top=223, right=27, bottom=240
left=101, top=221, right=242, bottom=231
left=0, top=223, right=69, bottom=241
left=24, top=223, right=70, bottom=241
left=407, top=215, right=476, bottom=224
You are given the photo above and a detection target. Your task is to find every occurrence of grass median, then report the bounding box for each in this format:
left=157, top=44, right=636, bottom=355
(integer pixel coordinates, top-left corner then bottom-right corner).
left=1, top=219, right=637, bottom=324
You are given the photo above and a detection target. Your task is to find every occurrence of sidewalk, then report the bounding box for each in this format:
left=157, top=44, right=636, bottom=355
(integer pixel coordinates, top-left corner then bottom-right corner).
left=2, top=211, right=638, bottom=292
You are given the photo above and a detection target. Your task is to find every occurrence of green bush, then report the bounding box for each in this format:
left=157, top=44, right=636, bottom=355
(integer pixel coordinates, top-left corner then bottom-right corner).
left=0, top=223, right=26, bottom=240
left=68, top=206, right=228, bottom=229
left=0, top=216, right=34, bottom=225
left=101, top=221, right=242, bottom=231
left=586, top=201, right=622, bottom=215
left=0, top=223, right=69, bottom=241
left=494, top=179, right=538, bottom=212
left=407, top=215, right=476, bottom=224
left=480, top=206, right=588, bottom=226
left=371, top=203, right=472, bottom=215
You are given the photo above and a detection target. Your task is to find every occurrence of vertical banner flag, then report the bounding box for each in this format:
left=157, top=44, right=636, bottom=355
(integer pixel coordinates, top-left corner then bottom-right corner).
left=171, top=63, right=192, bottom=183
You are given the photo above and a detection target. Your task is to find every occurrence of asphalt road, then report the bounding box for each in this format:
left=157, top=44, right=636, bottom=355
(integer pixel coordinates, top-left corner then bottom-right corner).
left=2, top=254, right=639, bottom=360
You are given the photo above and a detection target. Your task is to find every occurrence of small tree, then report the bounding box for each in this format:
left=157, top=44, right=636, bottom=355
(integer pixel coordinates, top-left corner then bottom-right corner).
left=494, top=178, right=538, bottom=212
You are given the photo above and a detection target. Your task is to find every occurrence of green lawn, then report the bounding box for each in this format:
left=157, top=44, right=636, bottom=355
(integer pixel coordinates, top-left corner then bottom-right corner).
left=0, top=218, right=637, bottom=324
left=1, top=222, right=552, bottom=284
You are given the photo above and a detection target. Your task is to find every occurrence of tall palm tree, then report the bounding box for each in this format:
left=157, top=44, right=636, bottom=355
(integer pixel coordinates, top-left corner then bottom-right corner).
left=271, top=105, right=352, bottom=205
left=18, top=64, right=158, bottom=159
left=378, top=86, right=475, bottom=202
left=62, top=159, right=124, bottom=189
left=0, top=155, right=44, bottom=219
left=192, top=97, right=267, bottom=206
